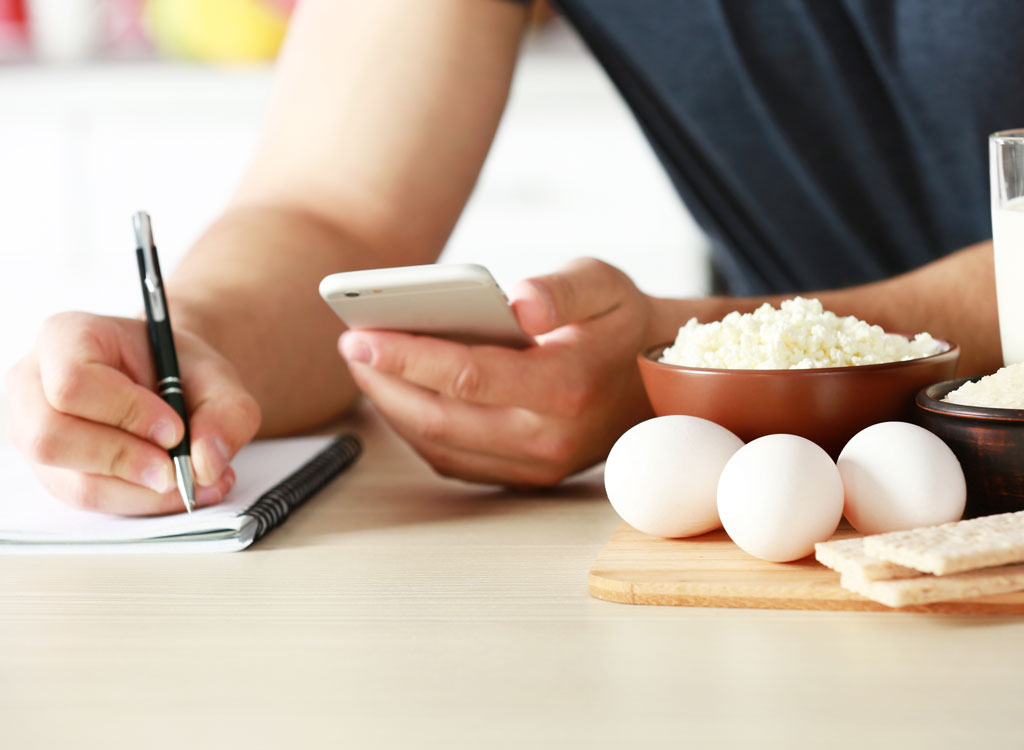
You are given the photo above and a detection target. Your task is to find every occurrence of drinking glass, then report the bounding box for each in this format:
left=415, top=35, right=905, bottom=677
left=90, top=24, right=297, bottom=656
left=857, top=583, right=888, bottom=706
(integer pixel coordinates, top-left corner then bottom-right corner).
left=990, top=129, right=1024, bottom=365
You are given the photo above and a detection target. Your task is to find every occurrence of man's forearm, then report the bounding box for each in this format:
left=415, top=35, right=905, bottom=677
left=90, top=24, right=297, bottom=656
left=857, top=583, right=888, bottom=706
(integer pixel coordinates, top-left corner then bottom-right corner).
left=165, top=204, right=433, bottom=436
left=650, top=241, right=1001, bottom=377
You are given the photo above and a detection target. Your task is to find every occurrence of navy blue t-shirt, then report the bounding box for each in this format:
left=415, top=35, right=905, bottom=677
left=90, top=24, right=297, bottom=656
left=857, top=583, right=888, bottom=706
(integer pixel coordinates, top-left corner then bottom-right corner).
left=507, top=0, right=1024, bottom=295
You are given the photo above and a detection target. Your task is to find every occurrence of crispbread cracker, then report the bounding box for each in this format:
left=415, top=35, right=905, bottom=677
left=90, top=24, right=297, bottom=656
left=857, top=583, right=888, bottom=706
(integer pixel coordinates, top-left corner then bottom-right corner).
left=814, top=537, right=921, bottom=581
left=863, top=510, right=1024, bottom=575
left=840, top=562, right=1024, bottom=607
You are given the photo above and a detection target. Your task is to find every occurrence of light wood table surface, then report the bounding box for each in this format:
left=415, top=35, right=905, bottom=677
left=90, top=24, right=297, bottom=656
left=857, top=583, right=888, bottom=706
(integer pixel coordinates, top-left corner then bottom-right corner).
left=2, top=403, right=1024, bottom=749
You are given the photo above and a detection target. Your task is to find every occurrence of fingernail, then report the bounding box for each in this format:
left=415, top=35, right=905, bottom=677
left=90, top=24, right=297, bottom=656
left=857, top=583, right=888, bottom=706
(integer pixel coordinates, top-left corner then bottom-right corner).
left=149, top=419, right=178, bottom=449
left=195, top=436, right=231, bottom=485
left=341, top=336, right=373, bottom=364
left=141, top=463, right=172, bottom=494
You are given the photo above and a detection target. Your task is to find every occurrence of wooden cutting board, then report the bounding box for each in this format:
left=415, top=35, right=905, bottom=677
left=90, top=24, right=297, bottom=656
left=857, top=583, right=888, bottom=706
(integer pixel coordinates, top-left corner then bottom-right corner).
left=588, top=522, right=1024, bottom=614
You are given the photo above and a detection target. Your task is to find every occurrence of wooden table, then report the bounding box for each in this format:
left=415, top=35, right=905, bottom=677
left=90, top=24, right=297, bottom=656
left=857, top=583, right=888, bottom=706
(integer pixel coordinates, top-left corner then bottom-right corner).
left=2, top=403, right=1024, bottom=749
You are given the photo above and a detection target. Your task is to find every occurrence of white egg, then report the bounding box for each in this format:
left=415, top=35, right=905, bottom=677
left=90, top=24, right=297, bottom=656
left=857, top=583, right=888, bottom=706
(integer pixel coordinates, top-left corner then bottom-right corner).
left=838, top=421, right=966, bottom=534
left=717, top=434, right=844, bottom=562
left=604, top=415, right=744, bottom=538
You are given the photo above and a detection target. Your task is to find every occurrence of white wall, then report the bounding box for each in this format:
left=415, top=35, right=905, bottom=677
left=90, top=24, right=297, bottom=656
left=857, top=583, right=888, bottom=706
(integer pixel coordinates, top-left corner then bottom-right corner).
left=0, top=22, right=708, bottom=401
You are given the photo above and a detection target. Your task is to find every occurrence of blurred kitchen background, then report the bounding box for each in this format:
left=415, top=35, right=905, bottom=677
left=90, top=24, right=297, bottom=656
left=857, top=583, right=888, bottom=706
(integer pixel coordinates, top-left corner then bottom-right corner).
left=0, top=0, right=708, bottom=405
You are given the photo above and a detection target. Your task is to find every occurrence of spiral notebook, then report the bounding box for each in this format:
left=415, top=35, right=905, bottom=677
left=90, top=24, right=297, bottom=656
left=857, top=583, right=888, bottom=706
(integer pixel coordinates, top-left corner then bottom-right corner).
left=0, top=434, right=361, bottom=554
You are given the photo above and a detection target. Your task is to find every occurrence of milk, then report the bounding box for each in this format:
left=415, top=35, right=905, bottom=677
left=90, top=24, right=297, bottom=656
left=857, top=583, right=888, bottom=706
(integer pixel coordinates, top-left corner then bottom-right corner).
left=992, top=196, right=1024, bottom=364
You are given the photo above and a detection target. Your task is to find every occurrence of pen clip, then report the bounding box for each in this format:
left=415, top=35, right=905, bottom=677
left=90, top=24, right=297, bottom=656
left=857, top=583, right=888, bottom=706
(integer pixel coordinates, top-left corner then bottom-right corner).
left=133, top=211, right=167, bottom=323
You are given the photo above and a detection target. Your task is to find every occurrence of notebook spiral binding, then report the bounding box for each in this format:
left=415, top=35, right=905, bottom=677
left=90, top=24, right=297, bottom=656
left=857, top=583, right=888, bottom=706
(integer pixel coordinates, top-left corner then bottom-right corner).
left=242, top=433, right=362, bottom=540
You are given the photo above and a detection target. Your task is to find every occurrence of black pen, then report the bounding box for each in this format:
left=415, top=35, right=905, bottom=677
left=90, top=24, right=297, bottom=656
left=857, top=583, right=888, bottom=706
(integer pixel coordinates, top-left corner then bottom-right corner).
left=133, top=211, right=196, bottom=513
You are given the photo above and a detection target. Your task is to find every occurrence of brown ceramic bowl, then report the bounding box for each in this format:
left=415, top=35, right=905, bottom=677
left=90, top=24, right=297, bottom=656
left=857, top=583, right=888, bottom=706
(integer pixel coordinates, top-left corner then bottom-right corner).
left=637, top=339, right=959, bottom=457
left=915, top=378, right=1024, bottom=518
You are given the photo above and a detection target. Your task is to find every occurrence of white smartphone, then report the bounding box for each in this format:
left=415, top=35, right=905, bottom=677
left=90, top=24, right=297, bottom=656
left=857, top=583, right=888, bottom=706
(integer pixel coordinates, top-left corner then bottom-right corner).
left=318, top=263, right=533, bottom=348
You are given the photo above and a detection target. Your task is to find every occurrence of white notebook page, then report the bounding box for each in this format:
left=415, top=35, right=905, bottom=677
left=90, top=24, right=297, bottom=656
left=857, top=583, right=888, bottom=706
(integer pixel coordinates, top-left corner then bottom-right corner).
left=0, top=436, right=334, bottom=550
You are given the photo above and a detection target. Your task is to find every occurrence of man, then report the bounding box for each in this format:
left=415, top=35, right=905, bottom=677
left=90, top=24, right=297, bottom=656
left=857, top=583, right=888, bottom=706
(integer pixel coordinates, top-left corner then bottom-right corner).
left=5, top=0, right=1008, bottom=514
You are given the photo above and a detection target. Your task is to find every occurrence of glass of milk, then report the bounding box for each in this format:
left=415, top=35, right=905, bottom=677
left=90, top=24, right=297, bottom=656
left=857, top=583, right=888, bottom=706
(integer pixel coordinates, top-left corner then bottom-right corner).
left=990, top=130, right=1024, bottom=365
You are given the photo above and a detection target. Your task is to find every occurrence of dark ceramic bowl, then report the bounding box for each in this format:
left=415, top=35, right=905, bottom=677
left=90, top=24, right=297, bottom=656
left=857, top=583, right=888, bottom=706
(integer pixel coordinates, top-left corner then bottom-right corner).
left=637, top=339, right=959, bottom=457
left=915, top=378, right=1024, bottom=518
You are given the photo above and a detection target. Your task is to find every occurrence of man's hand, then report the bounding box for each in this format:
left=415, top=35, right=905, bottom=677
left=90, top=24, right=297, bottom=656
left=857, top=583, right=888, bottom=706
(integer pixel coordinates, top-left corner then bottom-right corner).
left=5, top=313, right=261, bottom=515
left=338, top=258, right=655, bottom=485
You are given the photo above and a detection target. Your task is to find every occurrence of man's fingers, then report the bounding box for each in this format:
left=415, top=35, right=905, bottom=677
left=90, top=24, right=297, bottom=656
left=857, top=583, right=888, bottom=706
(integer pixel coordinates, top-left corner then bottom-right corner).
left=10, top=312, right=257, bottom=514
left=339, top=330, right=587, bottom=416
left=33, top=464, right=236, bottom=517
left=346, top=360, right=576, bottom=477
left=347, top=360, right=526, bottom=457
left=509, top=257, right=635, bottom=335
left=181, top=356, right=262, bottom=486
left=9, top=358, right=181, bottom=493
left=355, top=366, right=572, bottom=486
left=36, top=313, right=184, bottom=449
left=38, top=360, right=185, bottom=449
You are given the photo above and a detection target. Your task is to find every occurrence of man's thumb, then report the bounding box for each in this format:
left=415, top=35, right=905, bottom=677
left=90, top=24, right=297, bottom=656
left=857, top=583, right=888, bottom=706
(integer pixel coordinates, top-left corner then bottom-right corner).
left=509, top=258, right=631, bottom=336
left=186, top=373, right=261, bottom=486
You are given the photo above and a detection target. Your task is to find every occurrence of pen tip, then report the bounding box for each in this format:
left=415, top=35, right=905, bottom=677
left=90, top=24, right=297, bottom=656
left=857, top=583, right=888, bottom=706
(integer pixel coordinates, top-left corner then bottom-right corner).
left=174, top=455, right=197, bottom=515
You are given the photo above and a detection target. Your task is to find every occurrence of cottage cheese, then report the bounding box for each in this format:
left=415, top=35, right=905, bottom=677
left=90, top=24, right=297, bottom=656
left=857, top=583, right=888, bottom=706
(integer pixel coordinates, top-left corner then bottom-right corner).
left=659, top=297, right=942, bottom=370
left=943, top=362, right=1024, bottom=409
